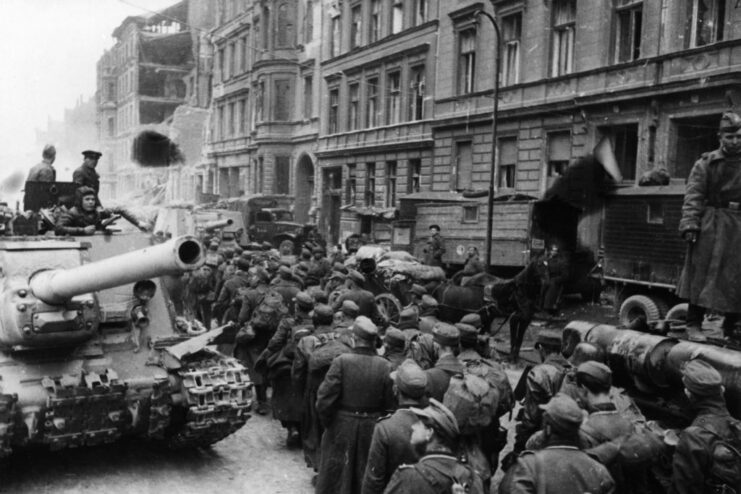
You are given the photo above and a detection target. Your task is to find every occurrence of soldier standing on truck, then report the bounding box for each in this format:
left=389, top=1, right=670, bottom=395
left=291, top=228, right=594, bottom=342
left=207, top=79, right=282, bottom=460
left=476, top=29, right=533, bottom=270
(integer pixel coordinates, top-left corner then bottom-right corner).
left=678, top=112, right=741, bottom=341
left=423, top=225, right=445, bottom=267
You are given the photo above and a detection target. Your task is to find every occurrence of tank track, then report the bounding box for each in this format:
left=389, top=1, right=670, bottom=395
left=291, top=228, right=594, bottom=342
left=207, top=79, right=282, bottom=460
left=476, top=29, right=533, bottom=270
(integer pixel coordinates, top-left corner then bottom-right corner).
left=167, top=354, right=252, bottom=449
left=0, top=394, right=16, bottom=458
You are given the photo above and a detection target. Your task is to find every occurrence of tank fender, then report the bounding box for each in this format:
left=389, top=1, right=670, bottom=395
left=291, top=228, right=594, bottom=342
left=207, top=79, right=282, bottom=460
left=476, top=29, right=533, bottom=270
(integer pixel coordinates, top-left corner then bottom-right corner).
left=160, top=323, right=239, bottom=368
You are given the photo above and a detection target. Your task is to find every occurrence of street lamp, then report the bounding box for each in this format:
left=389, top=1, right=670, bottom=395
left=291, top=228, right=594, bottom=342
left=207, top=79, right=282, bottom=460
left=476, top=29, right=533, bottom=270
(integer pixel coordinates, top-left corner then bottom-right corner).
left=474, top=9, right=502, bottom=274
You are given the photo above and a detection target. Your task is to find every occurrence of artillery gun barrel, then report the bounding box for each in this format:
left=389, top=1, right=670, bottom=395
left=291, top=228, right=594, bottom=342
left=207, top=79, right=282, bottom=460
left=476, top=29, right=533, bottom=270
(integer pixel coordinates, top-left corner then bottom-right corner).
left=29, top=236, right=204, bottom=304
left=202, top=218, right=233, bottom=232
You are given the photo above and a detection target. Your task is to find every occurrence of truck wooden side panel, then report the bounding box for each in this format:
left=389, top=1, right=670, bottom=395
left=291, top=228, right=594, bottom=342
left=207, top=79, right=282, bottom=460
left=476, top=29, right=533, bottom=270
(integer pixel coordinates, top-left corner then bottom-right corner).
left=413, top=201, right=534, bottom=266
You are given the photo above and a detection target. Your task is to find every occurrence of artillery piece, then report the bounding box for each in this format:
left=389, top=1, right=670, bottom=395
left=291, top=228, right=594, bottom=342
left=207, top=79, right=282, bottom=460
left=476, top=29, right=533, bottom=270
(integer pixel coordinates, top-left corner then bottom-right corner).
left=0, top=234, right=252, bottom=456
left=201, top=218, right=233, bottom=233
left=563, top=320, right=741, bottom=424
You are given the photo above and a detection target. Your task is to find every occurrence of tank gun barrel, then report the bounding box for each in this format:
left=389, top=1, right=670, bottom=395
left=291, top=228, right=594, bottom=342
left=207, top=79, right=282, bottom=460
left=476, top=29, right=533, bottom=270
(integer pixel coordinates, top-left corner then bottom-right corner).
left=202, top=219, right=233, bottom=232
left=29, top=236, right=204, bottom=304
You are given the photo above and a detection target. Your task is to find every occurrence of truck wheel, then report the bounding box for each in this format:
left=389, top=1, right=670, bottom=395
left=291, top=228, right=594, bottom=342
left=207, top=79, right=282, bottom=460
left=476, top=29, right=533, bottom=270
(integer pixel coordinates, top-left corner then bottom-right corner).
left=278, top=239, right=295, bottom=255
left=665, top=303, right=688, bottom=323
left=375, top=294, right=402, bottom=326
left=619, top=295, right=662, bottom=328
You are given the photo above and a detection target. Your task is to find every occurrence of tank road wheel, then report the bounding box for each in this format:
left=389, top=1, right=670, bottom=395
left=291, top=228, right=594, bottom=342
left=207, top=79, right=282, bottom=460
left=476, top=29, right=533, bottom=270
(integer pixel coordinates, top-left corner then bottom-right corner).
left=619, top=295, right=662, bottom=328
left=375, top=293, right=402, bottom=326
left=278, top=239, right=295, bottom=256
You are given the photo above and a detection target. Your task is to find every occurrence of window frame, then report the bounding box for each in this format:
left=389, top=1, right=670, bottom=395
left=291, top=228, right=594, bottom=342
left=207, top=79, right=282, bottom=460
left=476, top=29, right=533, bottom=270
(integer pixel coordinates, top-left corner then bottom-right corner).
left=365, top=162, right=376, bottom=207
left=614, top=0, right=643, bottom=63
left=386, top=160, right=398, bottom=207
left=350, top=3, right=363, bottom=49
left=550, top=0, right=576, bottom=77
left=688, top=0, right=725, bottom=48
left=386, top=70, right=402, bottom=125
left=348, top=82, right=360, bottom=131
left=501, top=12, right=522, bottom=87
left=366, top=76, right=379, bottom=128
left=457, top=28, right=477, bottom=95
left=328, top=87, right=340, bottom=134
left=409, top=64, right=426, bottom=121
left=407, top=158, right=421, bottom=194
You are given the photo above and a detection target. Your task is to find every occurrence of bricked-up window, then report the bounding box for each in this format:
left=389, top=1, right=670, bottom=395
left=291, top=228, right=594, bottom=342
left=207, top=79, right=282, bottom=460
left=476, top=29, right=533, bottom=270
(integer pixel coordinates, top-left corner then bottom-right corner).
left=689, top=0, right=725, bottom=47
left=366, top=77, right=379, bottom=128
left=498, top=137, right=517, bottom=189
left=365, top=162, right=376, bottom=206
left=328, top=88, right=339, bottom=133
left=407, top=158, right=421, bottom=193
left=502, top=13, right=522, bottom=86
left=455, top=141, right=473, bottom=190
left=303, top=75, right=313, bottom=118
left=409, top=64, right=425, bottom=121
left=331, top=14, right=341, bottom=57
left=601, top=124, right=639, bottom=181
left=351, top=4, right=362, bottom=49
left=391, top=0, right=404, bottom=34
left=274, top=79, right=292, bottom=121
left=275, top=156, right=290, bottom=194
left=386, top=71, right=401, bottom=125
left=370, top=0, right=381, bottom=43
left=346, top=164, right=357, bottom=204
left=386, top=161, right=397, bottom=207
left=547, top=131, right=571, bottom=178
left=458, top=29, right=476, bottom=95
left=551, top=0, right=576, bottom=77
left=304, top=0, right=313, bottom=43
left=414, top=0, right=428, bottom=26
left=614, top=0, right=642, bottom=63
left=349, top=83, right=360, bottom=130
left=276, top=3, right=294, bottom=47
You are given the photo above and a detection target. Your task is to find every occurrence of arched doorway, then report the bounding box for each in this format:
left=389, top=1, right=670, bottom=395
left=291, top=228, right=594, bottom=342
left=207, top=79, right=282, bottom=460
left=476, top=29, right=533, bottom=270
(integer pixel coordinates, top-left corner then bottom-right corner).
left=295, top=153, right=315, bottom=223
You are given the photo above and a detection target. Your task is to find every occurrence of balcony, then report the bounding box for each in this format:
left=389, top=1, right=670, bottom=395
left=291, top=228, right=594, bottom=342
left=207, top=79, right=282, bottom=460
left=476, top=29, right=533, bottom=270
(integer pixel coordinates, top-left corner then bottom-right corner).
left=317, top=120, right=433, bottom=157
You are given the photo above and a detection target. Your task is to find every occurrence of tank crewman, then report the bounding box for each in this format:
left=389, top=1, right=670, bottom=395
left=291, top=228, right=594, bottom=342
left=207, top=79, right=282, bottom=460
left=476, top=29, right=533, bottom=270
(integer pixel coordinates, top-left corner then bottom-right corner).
left=418, top=295, right=441, bottom=334
left=423, top=224, right=446, bottom=267
left=55, top=186, right=148, bottom=236
left=315, top=316, right=394, bottom=494
left=382, top=328, right=407, bottom=371
left=333, top=300, right=360, bottom=330
left=26, top=144, right=57, bottom=182
left=425, top=323, right=464, bottom=402
left=259, top=291, right=316, bottom=446
left=212, top=257, right=251, bottom=324
left=383, top=398, right=484, bottom=494
left=292, top=304, right=348, bottom=471
left=509, top=330, right=571, bottom=462
left=72, top=150, right=102, bottom=200
left=499, top=394, right=615, bottom=494
left=679, top=112, right=741, bottom=341
left=670, top=359, right=741, bottom=494
left=361, top=359, right=429, bottom=494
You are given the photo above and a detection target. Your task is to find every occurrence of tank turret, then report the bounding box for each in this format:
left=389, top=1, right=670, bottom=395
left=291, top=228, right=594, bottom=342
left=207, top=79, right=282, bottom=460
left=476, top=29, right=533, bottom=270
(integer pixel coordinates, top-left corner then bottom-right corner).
left=0, top=236, right=203, bottom=349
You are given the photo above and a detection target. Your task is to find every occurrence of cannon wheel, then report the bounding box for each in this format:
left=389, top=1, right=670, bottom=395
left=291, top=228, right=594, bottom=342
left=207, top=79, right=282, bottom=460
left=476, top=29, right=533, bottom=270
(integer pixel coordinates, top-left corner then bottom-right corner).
left=375, top=293, right=402, bottom=326
left=619, top=294, right=662, bottom=327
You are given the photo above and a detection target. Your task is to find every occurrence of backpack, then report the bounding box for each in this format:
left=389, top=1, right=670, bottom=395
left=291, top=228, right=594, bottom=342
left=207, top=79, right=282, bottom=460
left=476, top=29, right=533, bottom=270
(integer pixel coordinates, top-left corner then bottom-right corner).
left=251, top=289, right=288, bottom=329
left=443, top=372, right=499, bottom=435
left=697, top=416, right=741, bottom=493
left=464, top=359, right=514, bottom=418
left=406, top=332, right=436, bottom=370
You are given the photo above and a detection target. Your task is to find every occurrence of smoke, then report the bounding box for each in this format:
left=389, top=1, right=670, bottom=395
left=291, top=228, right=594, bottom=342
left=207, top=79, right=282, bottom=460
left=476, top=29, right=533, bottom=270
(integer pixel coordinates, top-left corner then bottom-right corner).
left=0, top=170, right=25, bottom=196
left=131, top=131, right=184, bottom=167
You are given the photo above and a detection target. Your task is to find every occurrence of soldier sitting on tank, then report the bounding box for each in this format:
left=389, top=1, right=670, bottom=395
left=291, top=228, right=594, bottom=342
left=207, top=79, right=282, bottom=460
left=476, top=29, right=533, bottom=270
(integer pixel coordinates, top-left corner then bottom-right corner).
left=55, top=187, right=148, bottom=236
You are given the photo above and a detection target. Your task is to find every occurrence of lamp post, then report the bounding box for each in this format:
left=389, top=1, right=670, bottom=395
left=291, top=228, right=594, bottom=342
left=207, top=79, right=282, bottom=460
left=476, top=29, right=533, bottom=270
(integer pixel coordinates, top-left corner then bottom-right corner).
left=475, top=9, right=502, bottom=274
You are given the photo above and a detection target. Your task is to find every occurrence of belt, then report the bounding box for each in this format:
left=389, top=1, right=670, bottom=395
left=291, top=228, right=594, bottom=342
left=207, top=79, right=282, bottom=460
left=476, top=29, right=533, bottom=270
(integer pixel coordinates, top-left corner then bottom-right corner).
left=710, top=201, right=741, bottom=210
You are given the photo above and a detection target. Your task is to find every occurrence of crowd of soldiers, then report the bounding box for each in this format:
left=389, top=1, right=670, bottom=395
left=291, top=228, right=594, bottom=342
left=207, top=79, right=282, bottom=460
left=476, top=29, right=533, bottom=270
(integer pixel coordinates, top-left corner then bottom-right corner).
left=178, top=231, right=741, bottom=494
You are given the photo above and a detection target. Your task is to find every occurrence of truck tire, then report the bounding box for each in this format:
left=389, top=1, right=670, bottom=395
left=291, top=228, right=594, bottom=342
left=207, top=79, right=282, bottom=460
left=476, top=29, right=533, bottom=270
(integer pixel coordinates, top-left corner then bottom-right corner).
left=375, top=293, right=402, bottom=326
left=619, top=295, right=662, bottom=327
left=665, top=303, right=688, bottom=323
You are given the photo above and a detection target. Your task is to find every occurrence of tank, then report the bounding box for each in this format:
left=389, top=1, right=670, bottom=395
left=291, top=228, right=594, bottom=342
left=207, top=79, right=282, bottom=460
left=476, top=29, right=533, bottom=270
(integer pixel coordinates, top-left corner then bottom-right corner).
left=0, top=233, right=252, bottom=456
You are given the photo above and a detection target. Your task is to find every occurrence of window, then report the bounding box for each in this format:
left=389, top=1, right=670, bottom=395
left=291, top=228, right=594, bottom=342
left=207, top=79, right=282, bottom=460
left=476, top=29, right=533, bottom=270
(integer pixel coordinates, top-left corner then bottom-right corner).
left=275, top=156, right=290, bottom=194
left=304, top=0, right=314, bottom=43
left=455, top=141, right=473, bottom=190
left=107, top=117, right=115, bottom=137
left=107, top=82, right=115, bottom=101
left=414, top=0, right=428, bottom=26
left=349, top=83, right=360, bottom=130
left=254, top=18, right=261, bottom=54
left=502, top=13, right=522, bottom=86
left=386, top=71, right=401, bottom=125
left=256, top=81, right=264, bottom=122
left=218, top=48, right=225, bottom=81
left=328, top=88, right=339, bottom=133
left=386, top=161, right=397, bottom=207
left=498, top=137, right=517, bottom=189
left=407, top=158, right=421, bottom=193
left=647, top=202, right=664, bottom=225
left=239, top=36, right=247, bottom=72
left=615, top=0, right=642, bottom=63
left=409, top=65, right=425, bottom=121
left=601, top=124, right=638, bottom=181
left=331, top=15, right=341, bottom=57
left=239, top=98, right=247, bottom=134
left=217, top=105, right=224, bottom=139
left=551, top=0, right=576, bottom=76
left=228, top=102, right=235, bottom=136
left=370, top=0, right=381, bottom=43
left=274, top=79, right=292, bottom=121
left=346, top=164, right=357, bottom=204
left=262, top=8, right=270, bottom=49
left=351, top=4, right=362, bottom=49
left=257, top=156, right=264, bottom=192
left=689, top=0, right=725, bottom=47
left=547, top=131, right=571, bottom=179
left=463, top=205, right=479, bottom=223
left=458, top=30, right=476, bottom=94
left=365, top=162, right=376, bottom=206
left=303, top=75, right=313, bottom=118
left=366, top=77, right=379, bottom=128
left=671, top=116, right=718, bottom=179
left=276, top=3, right=294, bottom=47
left=391, top=0, right=404, bottom=34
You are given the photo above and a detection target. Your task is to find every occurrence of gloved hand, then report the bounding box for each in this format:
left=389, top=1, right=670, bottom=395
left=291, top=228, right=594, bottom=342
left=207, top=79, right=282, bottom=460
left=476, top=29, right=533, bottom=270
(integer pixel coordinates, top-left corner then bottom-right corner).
left=682, top=230, right=698, bottom=244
